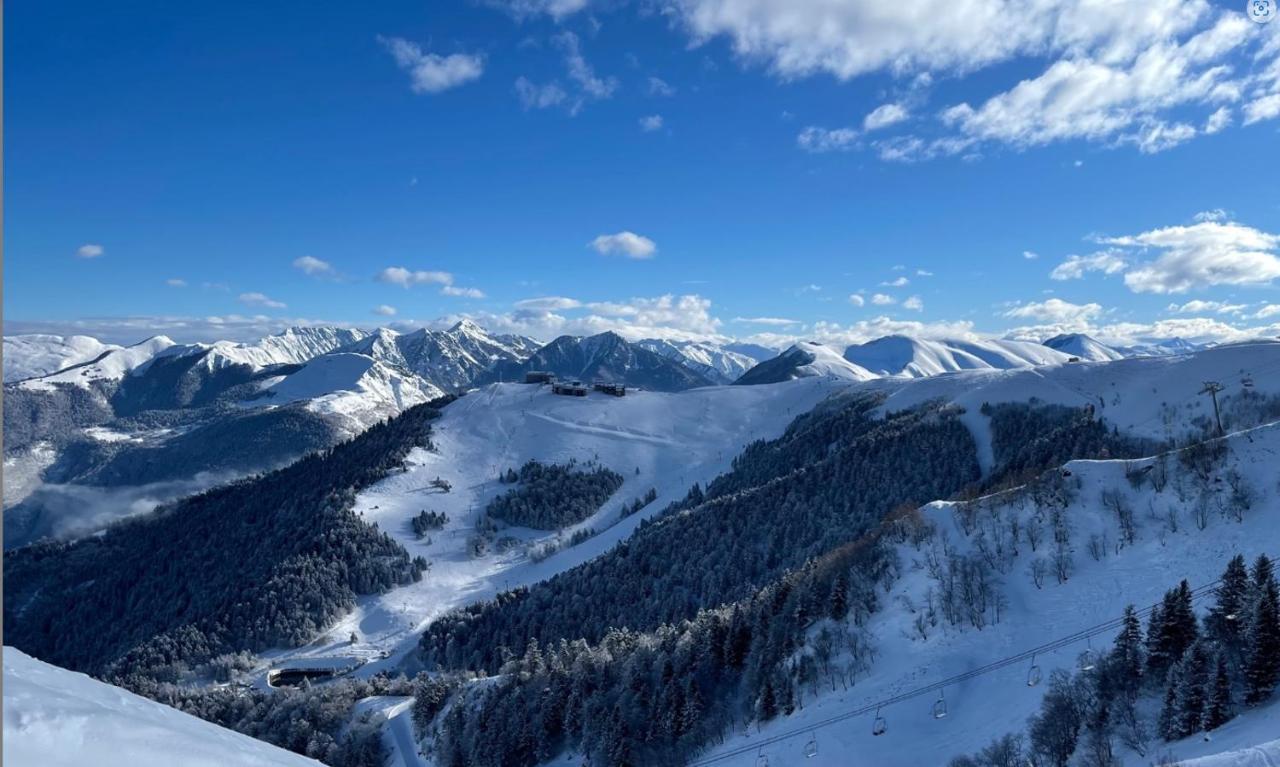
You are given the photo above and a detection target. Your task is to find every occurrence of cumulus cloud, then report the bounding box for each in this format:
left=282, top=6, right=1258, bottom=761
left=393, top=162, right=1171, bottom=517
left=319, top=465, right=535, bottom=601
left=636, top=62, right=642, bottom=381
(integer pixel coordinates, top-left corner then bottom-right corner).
left=1107, top=220, right=1280, bottom=294
left=1167, top=299, right=1247, bottom=314
left=1244, top=94, right=1280, bottom=125
left=732, top=316, right=799, bottom=326
left=483, top=0, right=589, bottom=19
left=589, top=231, right=657, bottom=259
left=292, top=255, right=335, bottom=277
left=903, top=295, right=924, bottom=311
left=848, top=294, right=865, bottom=307
left=1003, top=298, right=1103, bottom=323
left=1050, top=251, right=1128, bottom=280
left=440, top=285, right=487, bottom=299
left=647, top=77, right=676, bottom=96
left=639, top=114, right=664, bottom=131
left=165, top=278, right=188, bottom=288
left=881, top=276, right=909, bottom=287
left=77, top=243, right=104, bottom=259
left=864, top=103, right=909, bottom=131
left=871, top=293, right=896, bottom=305
left=239, top=292, right=287, bottom=309
left=1023, top=250, right=1040, bottom=260
left=379, top=36, right=484, bottom=94
left=514, top=32, right=617, bottom=115
left=515, top=296, right=583, bottom=311
left=376, top=267, right=455, bottom=288
left=373, top=305, right=398, bottom=317
left=515, top=77, right=568, bottom=109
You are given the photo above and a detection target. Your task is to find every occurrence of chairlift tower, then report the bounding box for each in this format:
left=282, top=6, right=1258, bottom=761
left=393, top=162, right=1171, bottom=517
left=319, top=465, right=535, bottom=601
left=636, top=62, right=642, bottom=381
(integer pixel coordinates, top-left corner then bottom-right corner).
left=1199, top=381, right=1225, bottom=436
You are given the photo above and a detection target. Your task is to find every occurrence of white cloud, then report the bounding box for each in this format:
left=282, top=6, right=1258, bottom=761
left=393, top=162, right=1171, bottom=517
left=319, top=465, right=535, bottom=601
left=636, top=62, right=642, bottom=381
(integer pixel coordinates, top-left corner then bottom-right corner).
left=797, top=126, right=858, bottom=153
left=1003, top=298, right=1103, bottom=323
left=1023, top=250, right=1040, bottom=260
left=1050, top=250, right=1128, bottom=280
left=165, top=278, right=187, bottom=288
left=640, top=114, right=664, bottom=131
left=440, top=285, right=487, bottom=299
left=871, top=293, right=896, bottom=305
left=648, top=77, right=676, bottom=96
left=556, top=31, right=617, bottom=101
left=1256, top=304, right=1280, bottom=320
left=1204, top=106, right=1231, bottom=134
left=903, top=295, right=924, bottom=311
left=1194, top=208, right=1229, bottom=222
left=881, top=276, right=909, bottom=287
left=515, top=296, right=583, bottom=311
left=515, top=77, right=568, bottom=109
left=376, top=267, right=455, bottom=288
left=292, top=255, right=334, bottom=277
left=847, top=294, right=865, bottom=307
left=1167, top=299, right=1247, bottom=314
left=864, top=103, right=909, bottom=131
left=373, top=305, right=398, bottom=317
left=916, top=269, right=934, bottom=277
left=379, top=37, right=483, bottom=94
left=484, top=0, right=589, bottom=19
left=732, top=316, right=799, bottom=325
left=589, top=231, right=657, bottom=259
left=77, top=243, right=104, bottom=259
left=239, top=292, right=287, bottom=309
left=1244, top=93, right=1280, bottom=125
left=1107, top=220, right=1280, bottom=294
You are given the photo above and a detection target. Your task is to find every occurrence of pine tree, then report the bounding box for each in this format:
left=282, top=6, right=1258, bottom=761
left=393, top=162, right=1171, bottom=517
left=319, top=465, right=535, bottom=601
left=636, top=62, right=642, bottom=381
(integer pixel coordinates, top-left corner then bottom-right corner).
left=1174, top=642, right=1210, bottom=738
left=829, top=573, right=850, bottom=621
left=1110, top=604, right=1145, bottom=698
left=1205, top=652, right=1233, bottom=730
left=1158, top=666, right=1182, bottom=741
left=1208, top=554, right=1250, bottom=657
left=1145, top=602, right=1167, bottom=678
left=1243, top=573, right=1280, bottom=705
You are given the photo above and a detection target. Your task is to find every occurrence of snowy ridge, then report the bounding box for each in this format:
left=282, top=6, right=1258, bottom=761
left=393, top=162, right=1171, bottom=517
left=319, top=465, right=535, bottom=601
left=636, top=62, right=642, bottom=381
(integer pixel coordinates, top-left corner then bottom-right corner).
left=842, top=335, right=1073, bottom=378
left=736, top=341, right=878, bottom=384
left=256, top=353, right=442, bottom=434
left=166, top=326, right=370, bottom=372
left=2, top=335, right=122, bottom=382
left=636, top=338, right=760, bottom=384
left=2, top=647, right=321, bottom=767
left=1042, top=333, right=1126, bottom=362
left=16, top=336, right=176, bottom=391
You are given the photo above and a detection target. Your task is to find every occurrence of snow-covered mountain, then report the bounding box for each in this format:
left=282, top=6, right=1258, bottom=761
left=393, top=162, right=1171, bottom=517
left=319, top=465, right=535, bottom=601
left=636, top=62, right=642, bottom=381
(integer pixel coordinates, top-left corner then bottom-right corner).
left=1115, top=336, right=1207, bottom=357
left=635, top=338, right=761, bottom=384
left=2, top=647, right=322, bottom=767
left=169, top=326, right=371, bottom=372
left=735, top=341, right=878, bottom=384
left=1041, top=332, right=1126, bottom=361
left=489, top=331, right=718, bottom=391
left=842, top=335, right=1072, bottom=378
left=2, top=334, right=123, bottom=382
left=339, top=320, right=539, bottom=393
left=14, top=336, right=177, bottom=391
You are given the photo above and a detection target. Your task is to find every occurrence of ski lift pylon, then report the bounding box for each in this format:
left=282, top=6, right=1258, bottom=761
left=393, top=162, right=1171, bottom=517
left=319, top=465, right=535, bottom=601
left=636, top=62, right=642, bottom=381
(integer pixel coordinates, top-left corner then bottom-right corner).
left=1027, top=654, right=1043, bottom=687
left=872, top=706, right=887, bottom=736
left=932, top=689, right=948, bottom=719
left=803, top=732, right=818, bottom=758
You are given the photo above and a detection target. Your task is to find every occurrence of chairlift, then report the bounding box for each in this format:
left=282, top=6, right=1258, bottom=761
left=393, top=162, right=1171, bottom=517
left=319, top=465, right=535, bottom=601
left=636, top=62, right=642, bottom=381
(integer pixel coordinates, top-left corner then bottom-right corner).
left=1242, top=376, right=1255, bottom=389
left=872, top=706, right=887, bottom=736
left=1027, top=654, right=1043, bottom=687
left=803, top=732, right=818, bottom=758
left=932, top=689, right=948, bottom=720
left=1079, top=638, right=1097, bottom=672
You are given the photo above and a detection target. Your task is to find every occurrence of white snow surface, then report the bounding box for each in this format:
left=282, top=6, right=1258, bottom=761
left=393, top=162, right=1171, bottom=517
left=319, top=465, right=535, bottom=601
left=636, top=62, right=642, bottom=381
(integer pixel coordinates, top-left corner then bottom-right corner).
left=15, top=336, right=176, bottom=390
left=1042, top=333, right=1127, bottom=362
left=693, top=421, right=1280, bottom=767
left=2, top=647, right=321, bottom=767
left=262, top=376, right=853, bottom=677
left=255, top=353, right=442, bottom=433
left=637, top=338, right=760, bottom=383
left=2, top=334, right=121, bottom=382
left=790, top=341, right=879, bottom=381
left=165, top=326, right=369, bottom=372
left=843, top=335, right=1073, bottom=378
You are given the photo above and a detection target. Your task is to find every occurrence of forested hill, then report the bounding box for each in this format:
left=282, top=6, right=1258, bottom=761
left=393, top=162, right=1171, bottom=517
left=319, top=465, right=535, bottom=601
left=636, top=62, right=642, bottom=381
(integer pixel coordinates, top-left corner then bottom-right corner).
left=3, top=396, right=456, bottom=681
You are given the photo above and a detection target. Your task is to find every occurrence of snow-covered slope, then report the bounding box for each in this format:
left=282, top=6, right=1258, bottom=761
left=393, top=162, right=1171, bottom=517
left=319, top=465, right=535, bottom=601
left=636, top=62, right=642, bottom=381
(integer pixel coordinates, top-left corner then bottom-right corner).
left=694, top=420, right=1280, bottom=766
left=255, top=353, right=441, bottom=433
left=735, top=341, right=877, bottom=385
left=3, top=335, right=122, bottom=382
left=842, top=335, right=1072, bottom=378
left=167, top=326, right=369, bottom=372
left=2, top=648, right=321, bottom=767
left=341, top=320, right=538, bottom=393
left=1042, top=332, right=1126, bottom=361
left=15, top=336, right=176, bottom=391
left=489, top=331, right=718, bottom=391
left=636, top=338, right=760, bottom=384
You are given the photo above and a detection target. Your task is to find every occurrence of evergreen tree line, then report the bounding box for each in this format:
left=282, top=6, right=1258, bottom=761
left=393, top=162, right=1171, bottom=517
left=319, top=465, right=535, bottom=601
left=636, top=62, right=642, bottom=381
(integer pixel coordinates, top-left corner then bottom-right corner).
left=949, top=553, right=1280, bottom=767
left=487, top=459, right=625, bottom=529
left=412, top=509, right=449, bottom=537
left=3, top=397, right=456, bottom=681
left=419, top=396, right=982, bottom=674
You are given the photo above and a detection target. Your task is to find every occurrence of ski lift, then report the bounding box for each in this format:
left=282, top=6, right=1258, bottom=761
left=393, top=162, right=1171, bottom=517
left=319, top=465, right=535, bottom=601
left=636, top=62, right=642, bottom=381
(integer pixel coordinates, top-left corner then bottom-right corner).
left=755, top=747, right=769, bottom=767
left=1242, top=376, right=1255, bottom=389
left=1079, top=638, right=1097, bottom=672
left=803, top=732, right=818, bottom=758
left=872, top=706, right=887, bottom=736
left=932, top=689, right=948, bottom=720
left=1027, top=654, right=1043, bottom=687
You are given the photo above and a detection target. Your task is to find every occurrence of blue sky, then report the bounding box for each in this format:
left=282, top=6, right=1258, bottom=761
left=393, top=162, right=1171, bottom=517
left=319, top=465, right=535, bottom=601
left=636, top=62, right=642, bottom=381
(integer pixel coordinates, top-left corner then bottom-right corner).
left=5, top=0, right=1280, bottom=348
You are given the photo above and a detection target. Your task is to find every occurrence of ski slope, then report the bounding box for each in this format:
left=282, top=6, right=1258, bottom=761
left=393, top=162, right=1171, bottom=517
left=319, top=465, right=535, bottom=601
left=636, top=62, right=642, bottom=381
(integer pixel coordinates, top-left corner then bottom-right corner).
left=2, top=334, right=121, bottom=382
left=261, top=376, right=854, bottom=677
left=691, top=421, right=1280, bottom=767
left=2, top=648, right=322, bottom=767
left=844, top=335, right=1072, bottom=377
